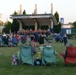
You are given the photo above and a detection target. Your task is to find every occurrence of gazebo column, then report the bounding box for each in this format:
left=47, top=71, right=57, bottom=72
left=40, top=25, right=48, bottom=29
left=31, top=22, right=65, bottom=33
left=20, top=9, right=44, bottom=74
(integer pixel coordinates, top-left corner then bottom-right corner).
left=34, top=19, right=38, bottom=30
left=51, top=19, right=53, bottom=29
left=49, top=19, right=53, bottom=32
left=50, top=19, right=53, bottom=29
left=18, top=20, right=23, bottom=31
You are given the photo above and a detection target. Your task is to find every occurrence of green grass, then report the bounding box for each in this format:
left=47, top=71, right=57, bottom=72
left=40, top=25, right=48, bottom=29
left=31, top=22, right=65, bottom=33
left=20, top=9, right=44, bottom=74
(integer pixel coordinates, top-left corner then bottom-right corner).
left=0, top=39, right=76, bottom=75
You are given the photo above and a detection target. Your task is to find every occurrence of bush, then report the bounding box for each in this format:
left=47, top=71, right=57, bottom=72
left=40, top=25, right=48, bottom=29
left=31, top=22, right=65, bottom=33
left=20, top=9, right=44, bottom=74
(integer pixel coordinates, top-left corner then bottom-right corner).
left=67, top=34, right=76, bottom=39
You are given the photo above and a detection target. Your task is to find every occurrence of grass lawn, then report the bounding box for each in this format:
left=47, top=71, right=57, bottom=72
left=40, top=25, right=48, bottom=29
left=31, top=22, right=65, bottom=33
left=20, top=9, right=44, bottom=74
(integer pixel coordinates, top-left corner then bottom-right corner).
left=0, top=39, right=76, bottom=75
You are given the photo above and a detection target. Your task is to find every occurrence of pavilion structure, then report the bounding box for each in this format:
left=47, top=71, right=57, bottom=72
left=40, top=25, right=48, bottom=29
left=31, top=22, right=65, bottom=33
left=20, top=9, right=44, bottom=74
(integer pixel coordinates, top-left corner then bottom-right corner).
left=10, top=4, right=57, bottom=32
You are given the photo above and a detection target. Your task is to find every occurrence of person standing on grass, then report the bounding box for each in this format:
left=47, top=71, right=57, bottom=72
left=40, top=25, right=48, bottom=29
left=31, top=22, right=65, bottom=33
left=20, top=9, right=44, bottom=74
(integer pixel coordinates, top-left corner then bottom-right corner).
left=38, top=33, right=45, bottom=45
left=63, top=34, right=68, bottom=46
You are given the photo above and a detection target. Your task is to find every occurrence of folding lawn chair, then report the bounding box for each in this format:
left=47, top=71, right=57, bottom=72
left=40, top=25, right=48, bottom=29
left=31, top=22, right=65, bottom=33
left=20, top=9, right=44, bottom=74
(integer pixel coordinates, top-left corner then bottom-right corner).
left=60, top=47, right=76, bottom=65
left=41, top=46, right=57, bottom=67
left=18, top=45, right=34, bottom=65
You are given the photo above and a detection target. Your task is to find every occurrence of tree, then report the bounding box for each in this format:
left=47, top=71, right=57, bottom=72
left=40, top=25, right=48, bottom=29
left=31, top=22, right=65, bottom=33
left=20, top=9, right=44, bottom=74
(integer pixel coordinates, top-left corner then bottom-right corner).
left=23, top=10, right=26, bottom=15
left=11, top=11, right=19, bottom=33
left=2, top=21, right=12, bottom=33
left=11, top=19, right=19, bottom=33
left=13, top=11, right=18, bottom=15
left=53, top=11, right=61, bottom=33
left=53, top=22, right=61, bottom=33
left=73, top=21, right=76, bottom=33
left=54, top=11, right=59, bottom=23
left=0, top=21, right=3, bottom=26
left=2, top=11, right=19, bottom=34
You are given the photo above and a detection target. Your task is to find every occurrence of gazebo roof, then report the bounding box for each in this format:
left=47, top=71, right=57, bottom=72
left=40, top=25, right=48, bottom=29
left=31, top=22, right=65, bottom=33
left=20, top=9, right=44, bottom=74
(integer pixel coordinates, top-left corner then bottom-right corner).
left=10, top=14, right=57, bottom=26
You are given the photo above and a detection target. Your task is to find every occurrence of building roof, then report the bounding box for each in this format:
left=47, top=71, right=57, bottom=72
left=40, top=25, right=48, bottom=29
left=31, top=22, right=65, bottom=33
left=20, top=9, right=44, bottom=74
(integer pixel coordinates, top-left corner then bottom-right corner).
left=10, top=14, right=57, bottom=26
left=61, top=24, right=74, bottom=28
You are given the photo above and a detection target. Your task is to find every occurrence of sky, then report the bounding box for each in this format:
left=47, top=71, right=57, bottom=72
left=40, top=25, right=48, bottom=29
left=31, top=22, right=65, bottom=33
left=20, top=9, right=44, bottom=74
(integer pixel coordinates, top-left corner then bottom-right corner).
left=0, top=0, right=76, bottom=24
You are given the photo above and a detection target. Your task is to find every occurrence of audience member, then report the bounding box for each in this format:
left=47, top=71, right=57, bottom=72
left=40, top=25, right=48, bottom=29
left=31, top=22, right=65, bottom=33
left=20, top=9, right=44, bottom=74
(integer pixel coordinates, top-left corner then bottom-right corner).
left=63, top=34, right=68, bottom=46
left=12, top=36, right=18, bottom=46
left=64, top=43, right=74, bottom=59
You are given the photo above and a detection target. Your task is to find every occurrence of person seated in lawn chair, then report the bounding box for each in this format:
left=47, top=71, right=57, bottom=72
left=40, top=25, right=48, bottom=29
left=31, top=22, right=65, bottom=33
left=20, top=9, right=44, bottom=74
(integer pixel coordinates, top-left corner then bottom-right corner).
left=41, top=41, right=57, bottom=66
left=8, top=42, right=14, bottom=47
left=61, top=43, right=74, bottom=59
left=12, top=35, right=18, bottom=46
left=55, top=34, right=60, bottom=42
left=46, top=41, right=58, bottom=56
left=30, top=40, right=37, bottom=54
left=20, top=34, right=26, bottom=44
left=15, top=34, right=20, bottom=42
left=3, top=35, right=9, bottom=46
left=60, top=43, right=76, bottom=65
left=18, top=45, right=35, bottom=65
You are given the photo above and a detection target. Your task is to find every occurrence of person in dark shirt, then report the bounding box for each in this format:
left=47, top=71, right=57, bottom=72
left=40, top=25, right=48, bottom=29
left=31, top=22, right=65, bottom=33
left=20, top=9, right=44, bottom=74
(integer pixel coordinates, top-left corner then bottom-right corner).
left=21, top=34, right=26, bottom=44
left=38, top=33, right=44, bottom=45
left=63, top=34, right=68, bottom=46
left=34, top=32, right=39, bottom=42
left=3, top=35, right=9, bottom=46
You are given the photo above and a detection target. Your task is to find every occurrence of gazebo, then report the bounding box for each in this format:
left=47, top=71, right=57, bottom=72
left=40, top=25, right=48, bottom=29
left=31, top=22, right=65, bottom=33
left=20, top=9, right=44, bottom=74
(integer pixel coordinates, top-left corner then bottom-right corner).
left=10, top=4, right=57, bottom=32
left=10, top=14, right=57, bottom=30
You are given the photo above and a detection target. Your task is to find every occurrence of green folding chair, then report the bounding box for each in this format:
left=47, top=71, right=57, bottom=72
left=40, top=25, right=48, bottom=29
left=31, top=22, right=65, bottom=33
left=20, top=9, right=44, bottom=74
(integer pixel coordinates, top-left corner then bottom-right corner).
left=18, top=45, right=34, bottom=65
left=41, top=46, right=57, bottom=66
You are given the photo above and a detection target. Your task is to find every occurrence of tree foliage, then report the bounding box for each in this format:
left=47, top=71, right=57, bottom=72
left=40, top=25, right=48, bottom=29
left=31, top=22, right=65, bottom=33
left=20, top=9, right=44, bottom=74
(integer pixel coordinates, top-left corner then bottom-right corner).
left=0, top=21, right=3, bottom=26
left=54, top=11, right=59, bottom=23
left=13, top=11, right=18, bottom=15
left=2, top=21, right=12, bottom=33
left=10, top=11, right=19, bottom=33
left=73, top=21, right=76, bottom=33
left=11, top=19, right=19, bottom=33
left=2, top=11, right=19, bottom=34
left=53, top=22, right=61, bottom=33
left=53, top=11, right=61, bottom=33
left=23, top=10, right=26, bottom=15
